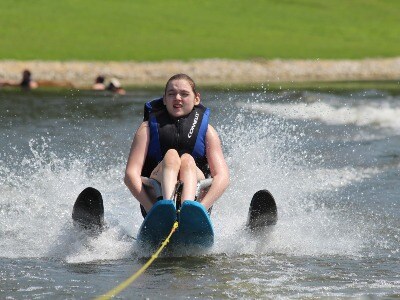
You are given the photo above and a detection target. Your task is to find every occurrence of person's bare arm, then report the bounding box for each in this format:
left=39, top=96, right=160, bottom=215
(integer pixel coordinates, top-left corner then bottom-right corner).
left=124, top=122, right=154, bottom=212
left=200, top=125, right=230, bottom=210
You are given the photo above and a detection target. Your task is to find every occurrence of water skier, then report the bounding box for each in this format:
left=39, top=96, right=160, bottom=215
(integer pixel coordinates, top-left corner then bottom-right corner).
left=124, top=73, right=230, bottom=216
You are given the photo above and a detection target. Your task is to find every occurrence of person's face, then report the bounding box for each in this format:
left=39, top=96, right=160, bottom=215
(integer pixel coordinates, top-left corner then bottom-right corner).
left=163, top=79, right=200, bottom=118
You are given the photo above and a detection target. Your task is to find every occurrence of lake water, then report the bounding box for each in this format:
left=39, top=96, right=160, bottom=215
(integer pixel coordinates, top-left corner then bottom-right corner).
left=1, top=87, right=399, bottom=299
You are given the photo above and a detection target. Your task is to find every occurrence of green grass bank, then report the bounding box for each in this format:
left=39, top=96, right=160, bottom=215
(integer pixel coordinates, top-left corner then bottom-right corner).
left=0, top=0, right=399, bottom=61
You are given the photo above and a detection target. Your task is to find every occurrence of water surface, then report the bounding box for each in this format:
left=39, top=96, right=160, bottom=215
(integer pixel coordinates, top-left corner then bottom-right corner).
left=1, top=88, right=399, bottom=299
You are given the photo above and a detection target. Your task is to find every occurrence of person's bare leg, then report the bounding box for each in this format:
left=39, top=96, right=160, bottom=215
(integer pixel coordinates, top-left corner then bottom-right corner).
left=179, top=154, right=201, bottom=201
left=161, top=149, right=181, bottom=199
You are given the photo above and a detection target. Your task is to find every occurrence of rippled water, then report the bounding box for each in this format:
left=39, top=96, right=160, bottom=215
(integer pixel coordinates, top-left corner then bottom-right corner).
left=1, top=88, right=399, bottom=299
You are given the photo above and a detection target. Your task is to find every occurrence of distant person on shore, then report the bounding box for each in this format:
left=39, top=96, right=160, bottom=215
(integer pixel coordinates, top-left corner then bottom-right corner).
left=106, top=78, right=126, bottom=95
left=0, top=69, right=38, bottom=90
left=92, top=75, right=106, bottom=90
left=20, top=69, right=39, bottom=89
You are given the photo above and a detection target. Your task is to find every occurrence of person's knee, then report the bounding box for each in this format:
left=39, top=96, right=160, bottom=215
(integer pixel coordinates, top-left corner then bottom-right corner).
left=163, top=149, right=181, bottom=170
left=180, top=153, right=196, bottom=170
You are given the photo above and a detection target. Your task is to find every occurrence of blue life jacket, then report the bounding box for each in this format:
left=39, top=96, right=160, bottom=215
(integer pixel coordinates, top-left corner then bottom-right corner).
left=141, top=98, right=210, bottom=177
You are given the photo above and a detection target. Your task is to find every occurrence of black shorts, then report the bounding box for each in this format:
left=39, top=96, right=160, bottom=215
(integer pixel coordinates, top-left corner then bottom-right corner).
left=140, top=201, right=212, bottom=218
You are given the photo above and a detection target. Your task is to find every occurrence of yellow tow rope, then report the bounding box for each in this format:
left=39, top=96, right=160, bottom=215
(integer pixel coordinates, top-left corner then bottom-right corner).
left=95, top=221, right=179, bottom=300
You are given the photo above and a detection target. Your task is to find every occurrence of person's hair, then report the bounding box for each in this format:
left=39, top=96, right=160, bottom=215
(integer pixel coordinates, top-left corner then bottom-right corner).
left=22, top=69, right=31, bottom=81
left=20, top=69, right=32, bottom=87
left=164, top=74, right=197, bottom=96
left=95, top=75, right=105, bottom=84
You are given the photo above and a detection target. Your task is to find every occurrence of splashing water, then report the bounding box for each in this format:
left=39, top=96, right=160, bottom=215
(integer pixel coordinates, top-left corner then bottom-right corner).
left=0, top=91, right=395, bottom=264
left=237, top=98, right=400, bottom=132
left=212, top=107, right=380, bottom=257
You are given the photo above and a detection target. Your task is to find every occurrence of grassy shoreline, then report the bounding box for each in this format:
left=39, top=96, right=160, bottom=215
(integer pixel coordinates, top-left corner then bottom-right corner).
left=1, top=1, right=399, bottom=61
left=1, top=1, right=399, bottom=93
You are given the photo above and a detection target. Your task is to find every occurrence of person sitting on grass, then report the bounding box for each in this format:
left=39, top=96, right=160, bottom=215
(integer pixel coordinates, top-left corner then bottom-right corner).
left=20, top=69, right=39, bottom=90
left=106, top=78, right=126, bottom=95
left=0, top=69, right=38, bottom=90
left=92, top=75, right=106, bottom=90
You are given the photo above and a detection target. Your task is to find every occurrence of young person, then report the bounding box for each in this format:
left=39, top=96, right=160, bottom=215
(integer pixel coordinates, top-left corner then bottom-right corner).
left=124, top=74, right=229, bottom=216
left=106, top=78, right=126, bottom=95
left=92, top=75, right=106, bottom=90
left=20, top=69, right=38, bottom=89
left=0, top=69, right=38, bottom=90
